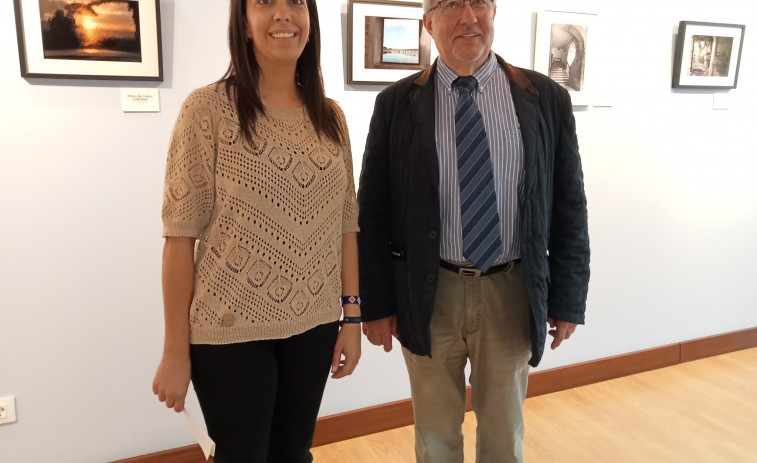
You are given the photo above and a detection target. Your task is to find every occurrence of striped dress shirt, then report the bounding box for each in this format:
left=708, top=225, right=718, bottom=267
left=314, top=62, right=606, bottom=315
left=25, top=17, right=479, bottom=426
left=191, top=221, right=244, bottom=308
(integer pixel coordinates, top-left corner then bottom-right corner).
left=435, top=53, right=524, bottom=265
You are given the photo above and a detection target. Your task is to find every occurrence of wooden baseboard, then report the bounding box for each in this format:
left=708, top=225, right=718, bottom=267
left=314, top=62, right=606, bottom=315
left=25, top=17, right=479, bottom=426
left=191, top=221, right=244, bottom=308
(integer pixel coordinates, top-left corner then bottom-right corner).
left=680, top=327, right=757, bottom=362
left=113, top=327, right=757, bottom=463
left=525, top=343, right=681, bottom=398
left=113, top=445, right=206, bottom=463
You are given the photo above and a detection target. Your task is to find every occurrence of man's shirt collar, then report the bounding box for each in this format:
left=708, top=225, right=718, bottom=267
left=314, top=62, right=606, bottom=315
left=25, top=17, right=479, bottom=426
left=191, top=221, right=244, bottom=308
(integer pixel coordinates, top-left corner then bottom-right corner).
left=437, top=52, right=497, bottom=94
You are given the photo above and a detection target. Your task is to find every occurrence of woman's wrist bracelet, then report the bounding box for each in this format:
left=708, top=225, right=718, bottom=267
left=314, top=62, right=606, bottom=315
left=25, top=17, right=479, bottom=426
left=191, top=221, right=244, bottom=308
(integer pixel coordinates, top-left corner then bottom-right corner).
left=341, top=295, right=361, bottom=306
left=341, top=316, right=362, bottom=324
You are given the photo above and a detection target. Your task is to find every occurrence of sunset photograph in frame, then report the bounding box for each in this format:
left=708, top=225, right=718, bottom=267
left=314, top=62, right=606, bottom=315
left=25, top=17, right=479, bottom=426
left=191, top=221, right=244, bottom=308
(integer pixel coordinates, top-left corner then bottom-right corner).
left=13, top=0, right=162, bottom=80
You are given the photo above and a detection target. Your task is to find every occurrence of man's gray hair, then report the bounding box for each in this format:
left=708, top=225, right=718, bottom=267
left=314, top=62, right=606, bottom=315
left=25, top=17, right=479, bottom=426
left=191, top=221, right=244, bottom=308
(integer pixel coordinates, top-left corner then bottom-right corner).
left=423, top=0, right=497, bottom=14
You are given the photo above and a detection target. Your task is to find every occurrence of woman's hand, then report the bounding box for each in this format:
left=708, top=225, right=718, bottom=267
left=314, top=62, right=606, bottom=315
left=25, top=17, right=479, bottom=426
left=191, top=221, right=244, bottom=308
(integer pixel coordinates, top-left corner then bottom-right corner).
left=152, top=352, right=191, bottom=412
left=154, top=236, right=195, bottom=412
left=331, top=323, right=361, bottom=379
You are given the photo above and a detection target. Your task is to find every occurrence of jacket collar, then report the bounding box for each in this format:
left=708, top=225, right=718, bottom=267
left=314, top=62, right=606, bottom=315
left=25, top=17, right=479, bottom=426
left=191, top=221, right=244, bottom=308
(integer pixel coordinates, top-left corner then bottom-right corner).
left=413, top=54, right=539, bottom=95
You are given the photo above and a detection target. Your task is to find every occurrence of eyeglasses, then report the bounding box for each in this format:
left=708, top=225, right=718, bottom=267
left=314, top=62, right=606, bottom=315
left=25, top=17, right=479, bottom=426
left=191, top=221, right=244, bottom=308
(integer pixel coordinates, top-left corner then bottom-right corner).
left=426, top=0, right=495, bottom=15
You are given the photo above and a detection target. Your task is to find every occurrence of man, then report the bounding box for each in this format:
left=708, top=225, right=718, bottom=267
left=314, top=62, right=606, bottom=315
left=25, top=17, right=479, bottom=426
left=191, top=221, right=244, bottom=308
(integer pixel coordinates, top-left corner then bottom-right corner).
left=357, top=0, right=590, bottom=462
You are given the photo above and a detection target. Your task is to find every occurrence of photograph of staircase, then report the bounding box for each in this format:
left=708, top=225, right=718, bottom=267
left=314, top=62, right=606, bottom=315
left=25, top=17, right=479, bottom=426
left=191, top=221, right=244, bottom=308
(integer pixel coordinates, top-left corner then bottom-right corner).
left=533, top=11, right=597, bottom=106
left=549, top=60, right=569, bottom=86
left=548, top=23, right=587, bottom=92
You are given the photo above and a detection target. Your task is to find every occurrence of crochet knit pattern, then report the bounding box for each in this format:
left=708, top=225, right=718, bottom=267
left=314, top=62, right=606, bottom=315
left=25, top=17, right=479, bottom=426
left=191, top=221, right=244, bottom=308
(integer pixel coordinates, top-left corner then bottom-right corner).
left=162, top=83, right=359, bottom=344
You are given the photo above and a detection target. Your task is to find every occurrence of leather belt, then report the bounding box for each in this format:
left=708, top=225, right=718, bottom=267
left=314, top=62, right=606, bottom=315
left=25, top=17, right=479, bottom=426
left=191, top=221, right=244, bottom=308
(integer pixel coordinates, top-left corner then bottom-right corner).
left=440, top=259, right=521, bottom=277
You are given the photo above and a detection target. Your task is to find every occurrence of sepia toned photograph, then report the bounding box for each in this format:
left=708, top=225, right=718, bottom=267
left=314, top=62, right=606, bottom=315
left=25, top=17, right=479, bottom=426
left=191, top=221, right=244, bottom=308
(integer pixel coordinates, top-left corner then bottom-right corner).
left=38, top=0, right=143, bottom=62
left=548, top=23, right=588, bottom=92
left=348, top=0, right=436, bottom=85
left=534, top=10, right=597, bottom=106
left=13, top=0, right=162, bottom=80
left=672, top=21, right=745, bottom=89
left=688, top=35, right=733, bottom=77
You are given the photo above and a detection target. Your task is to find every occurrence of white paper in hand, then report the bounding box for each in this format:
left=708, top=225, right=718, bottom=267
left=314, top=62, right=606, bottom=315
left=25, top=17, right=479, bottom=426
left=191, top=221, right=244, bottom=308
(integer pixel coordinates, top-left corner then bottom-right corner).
left=182, top=409, right=215, bottom=459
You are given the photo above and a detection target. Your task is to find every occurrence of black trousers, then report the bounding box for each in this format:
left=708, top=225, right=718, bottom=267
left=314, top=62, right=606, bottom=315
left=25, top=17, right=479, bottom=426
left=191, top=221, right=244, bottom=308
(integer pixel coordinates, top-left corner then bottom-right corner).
left=190, top=321, right=339, bottom=463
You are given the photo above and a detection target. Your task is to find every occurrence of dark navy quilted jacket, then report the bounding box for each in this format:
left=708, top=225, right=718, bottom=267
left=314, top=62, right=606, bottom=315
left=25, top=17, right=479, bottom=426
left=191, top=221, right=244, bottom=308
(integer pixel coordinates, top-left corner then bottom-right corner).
left=357, top=56, right=590, bottom=367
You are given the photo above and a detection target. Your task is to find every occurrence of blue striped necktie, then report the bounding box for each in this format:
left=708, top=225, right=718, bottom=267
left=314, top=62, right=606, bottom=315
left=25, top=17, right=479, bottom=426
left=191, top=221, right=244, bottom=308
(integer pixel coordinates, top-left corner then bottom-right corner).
left=454, top=76, right=502, bottom=272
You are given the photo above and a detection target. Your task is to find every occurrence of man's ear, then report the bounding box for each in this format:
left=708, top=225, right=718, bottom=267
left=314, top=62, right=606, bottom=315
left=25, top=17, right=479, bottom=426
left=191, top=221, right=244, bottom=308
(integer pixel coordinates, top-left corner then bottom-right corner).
left=422, top=14, right=433, bottom=36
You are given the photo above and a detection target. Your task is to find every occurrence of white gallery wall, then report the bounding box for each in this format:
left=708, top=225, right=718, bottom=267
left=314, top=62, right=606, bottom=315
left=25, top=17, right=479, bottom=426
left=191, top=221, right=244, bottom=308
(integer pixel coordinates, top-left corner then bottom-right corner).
left=1, top=1, right=756, bottom=461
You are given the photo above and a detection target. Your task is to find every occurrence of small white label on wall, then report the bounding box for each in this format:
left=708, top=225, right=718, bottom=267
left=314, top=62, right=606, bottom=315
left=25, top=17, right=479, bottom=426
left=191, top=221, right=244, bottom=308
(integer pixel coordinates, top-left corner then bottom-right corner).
left=121, top=88, right=160, bottom=112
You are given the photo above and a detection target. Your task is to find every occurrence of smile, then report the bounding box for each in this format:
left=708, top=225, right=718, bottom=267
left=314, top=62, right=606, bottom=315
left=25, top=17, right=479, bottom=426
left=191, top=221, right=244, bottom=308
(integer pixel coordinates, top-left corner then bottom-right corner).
left=270, top=32, right=296, bottom=39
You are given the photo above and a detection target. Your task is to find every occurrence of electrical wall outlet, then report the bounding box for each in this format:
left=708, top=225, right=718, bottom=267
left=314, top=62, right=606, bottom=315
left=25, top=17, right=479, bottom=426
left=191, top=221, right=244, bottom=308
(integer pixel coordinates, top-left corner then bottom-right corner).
left=0, top=396, right=17, bottom=425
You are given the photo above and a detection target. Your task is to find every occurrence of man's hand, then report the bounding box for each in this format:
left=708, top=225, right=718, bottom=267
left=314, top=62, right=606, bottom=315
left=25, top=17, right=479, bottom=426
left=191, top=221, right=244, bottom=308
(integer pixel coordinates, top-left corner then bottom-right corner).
left=548, top=318, right=577, bottom=350
left=362, top=316, right=398, bottom=352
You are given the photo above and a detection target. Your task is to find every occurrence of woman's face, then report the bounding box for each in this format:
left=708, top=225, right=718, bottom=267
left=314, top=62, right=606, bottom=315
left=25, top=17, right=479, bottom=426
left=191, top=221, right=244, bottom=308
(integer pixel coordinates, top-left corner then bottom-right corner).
left=246, top=0, right=310, bottom=68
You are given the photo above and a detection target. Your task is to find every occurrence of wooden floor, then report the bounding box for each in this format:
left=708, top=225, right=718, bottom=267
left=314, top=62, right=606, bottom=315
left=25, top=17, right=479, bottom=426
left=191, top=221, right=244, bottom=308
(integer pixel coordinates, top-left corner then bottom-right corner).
left=311, top=348, right=757, bottom=462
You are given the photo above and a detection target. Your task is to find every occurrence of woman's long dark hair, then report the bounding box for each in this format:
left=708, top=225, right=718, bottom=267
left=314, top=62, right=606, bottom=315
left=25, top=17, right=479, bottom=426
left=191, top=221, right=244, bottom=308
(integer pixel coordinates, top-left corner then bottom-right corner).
left=221, top=0, right=343, bottom=144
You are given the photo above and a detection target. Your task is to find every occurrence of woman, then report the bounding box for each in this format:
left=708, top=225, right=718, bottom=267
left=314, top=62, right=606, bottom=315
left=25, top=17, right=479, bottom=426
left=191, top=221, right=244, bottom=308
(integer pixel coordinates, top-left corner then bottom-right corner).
left=152, top=0, right=361, bottom=461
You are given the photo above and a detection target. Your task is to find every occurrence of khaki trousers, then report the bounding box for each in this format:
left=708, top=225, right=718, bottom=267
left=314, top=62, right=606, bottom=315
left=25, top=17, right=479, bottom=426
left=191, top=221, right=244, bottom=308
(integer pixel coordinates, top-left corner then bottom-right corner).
left=403, top=262, right=531, bottom=463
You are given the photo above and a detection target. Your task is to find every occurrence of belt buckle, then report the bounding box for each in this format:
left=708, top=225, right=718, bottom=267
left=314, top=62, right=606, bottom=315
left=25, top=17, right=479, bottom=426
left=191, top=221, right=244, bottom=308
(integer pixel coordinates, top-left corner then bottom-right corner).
left=459, top=268, right=481, bottom=277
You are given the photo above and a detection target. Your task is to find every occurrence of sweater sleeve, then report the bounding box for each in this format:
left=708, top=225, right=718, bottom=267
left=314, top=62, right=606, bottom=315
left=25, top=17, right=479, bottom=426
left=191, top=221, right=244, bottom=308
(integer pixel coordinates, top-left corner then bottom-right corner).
left=161, top=88, right=218, bottom=238
left=334, top=103, right=360, bottom=234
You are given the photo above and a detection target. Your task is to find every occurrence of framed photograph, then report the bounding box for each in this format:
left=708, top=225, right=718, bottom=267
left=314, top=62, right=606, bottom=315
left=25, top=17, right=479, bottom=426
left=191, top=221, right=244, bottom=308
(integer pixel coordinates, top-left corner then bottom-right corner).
left=672, top=21, right=745, bottom=89
left=348, top=0, right=436, bottom=85
left=13, top=0, right=163, bottom=80
left=534, top=10, right=597, bottom=106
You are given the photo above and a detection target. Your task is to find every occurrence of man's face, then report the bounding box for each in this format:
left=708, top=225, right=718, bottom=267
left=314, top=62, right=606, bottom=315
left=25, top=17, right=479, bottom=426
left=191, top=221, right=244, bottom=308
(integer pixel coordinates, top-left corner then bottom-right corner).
left=423, top=1, right=496, bottom=75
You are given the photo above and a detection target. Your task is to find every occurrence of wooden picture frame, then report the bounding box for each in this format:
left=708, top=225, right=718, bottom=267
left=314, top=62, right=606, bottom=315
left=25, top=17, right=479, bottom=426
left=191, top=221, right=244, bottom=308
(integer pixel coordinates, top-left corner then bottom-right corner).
left=347, top=0, right=435, bottom=85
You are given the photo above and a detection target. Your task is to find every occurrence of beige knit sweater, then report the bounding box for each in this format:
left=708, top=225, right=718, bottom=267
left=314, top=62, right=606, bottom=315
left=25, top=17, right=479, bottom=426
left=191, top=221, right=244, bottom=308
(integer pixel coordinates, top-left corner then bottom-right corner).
left=162, top=83, right=359, bottom=344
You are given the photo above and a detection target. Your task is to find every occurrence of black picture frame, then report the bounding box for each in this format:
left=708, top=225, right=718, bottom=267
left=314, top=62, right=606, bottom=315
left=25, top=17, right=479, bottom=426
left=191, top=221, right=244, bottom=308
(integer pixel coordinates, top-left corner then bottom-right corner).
left=13, top=0, right=163, bottom=81
left=347, top=0, right=434, bottom=85
left=672, top=21, right=745, bottom=89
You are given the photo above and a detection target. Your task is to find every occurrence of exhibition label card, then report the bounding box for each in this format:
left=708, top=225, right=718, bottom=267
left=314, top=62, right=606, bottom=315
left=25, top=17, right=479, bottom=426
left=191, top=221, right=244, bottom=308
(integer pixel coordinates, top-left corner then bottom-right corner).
left=121, top=88, right=160, bottom=112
